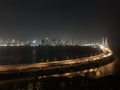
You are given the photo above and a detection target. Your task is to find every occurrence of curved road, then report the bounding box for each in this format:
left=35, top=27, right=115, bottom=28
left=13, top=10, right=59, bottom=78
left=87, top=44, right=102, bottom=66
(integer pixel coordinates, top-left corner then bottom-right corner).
left=0, top=45, right=113, bottom=73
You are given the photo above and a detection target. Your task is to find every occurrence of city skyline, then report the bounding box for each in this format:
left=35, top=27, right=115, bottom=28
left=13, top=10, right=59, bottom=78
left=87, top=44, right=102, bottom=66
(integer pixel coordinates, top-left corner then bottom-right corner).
left=0, top=1, right=119, bottom=89
left=0, top=37, right=103, bottom=46
left=0, top=0, right=119, bottom=50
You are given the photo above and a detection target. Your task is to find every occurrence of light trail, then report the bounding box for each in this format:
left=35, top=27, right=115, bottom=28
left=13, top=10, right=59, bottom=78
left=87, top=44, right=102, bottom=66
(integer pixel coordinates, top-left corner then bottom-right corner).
left=0, top=44, right=114, bottom=78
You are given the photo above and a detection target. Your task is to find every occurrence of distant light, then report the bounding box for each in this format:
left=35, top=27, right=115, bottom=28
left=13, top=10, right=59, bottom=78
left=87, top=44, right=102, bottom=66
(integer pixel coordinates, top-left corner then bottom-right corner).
left=33, top=40, right=37, bottom=43
left=45, top=37, right=48, bottom=40
left=62, top=41, right=65, bottom=44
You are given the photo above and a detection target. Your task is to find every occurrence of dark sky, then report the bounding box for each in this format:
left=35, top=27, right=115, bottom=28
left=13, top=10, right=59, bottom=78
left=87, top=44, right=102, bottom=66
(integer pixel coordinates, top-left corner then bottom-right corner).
left=0, top=0, right=119, bottom=46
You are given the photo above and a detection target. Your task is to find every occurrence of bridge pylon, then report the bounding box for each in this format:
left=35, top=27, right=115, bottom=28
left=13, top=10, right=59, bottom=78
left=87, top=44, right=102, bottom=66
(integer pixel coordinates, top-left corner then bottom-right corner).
left=102, top=37, right=109, bottom=48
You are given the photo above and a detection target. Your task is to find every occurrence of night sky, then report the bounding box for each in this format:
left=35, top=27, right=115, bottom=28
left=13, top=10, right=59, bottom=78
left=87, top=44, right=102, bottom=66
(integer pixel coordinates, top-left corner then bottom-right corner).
left=0, top=0, right=119, bottom=49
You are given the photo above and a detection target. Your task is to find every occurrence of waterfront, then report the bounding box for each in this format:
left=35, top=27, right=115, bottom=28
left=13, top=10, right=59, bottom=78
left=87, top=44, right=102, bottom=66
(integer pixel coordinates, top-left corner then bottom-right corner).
left=0, top=46, right=101, bottom=65
left=0, top=46, right=118, bottom=90
left=0, top=74, right=120, bottom=90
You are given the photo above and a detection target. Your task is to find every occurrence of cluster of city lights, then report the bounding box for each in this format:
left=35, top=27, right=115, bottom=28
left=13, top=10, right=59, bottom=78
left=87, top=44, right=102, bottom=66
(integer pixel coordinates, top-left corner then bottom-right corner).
left=0, top=38, right=87, bottom=46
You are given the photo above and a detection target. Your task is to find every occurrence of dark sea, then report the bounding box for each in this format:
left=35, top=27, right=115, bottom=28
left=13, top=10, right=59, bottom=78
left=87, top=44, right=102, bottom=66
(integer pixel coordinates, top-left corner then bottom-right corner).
left=0, top=75, right=120, bottom=90
left=0, top=46, right=120, bottom=90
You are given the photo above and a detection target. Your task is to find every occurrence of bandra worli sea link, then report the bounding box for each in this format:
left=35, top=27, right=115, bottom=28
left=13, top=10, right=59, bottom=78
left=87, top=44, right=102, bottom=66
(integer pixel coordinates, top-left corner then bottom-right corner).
left=0, top=38, right=115, bottom=80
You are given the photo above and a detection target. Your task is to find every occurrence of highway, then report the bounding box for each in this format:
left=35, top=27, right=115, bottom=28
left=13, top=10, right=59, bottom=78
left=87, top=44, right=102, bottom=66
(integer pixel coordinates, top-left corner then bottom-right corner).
left=0, top=44, right=113, bottom=74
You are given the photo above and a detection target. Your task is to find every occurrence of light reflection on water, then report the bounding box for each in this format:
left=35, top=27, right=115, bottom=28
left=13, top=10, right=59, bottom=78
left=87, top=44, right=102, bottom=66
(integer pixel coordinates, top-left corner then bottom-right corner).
left=0, top=61, right=117, bottom=90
